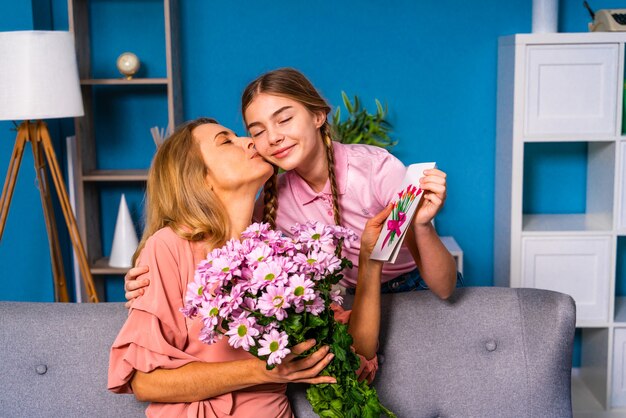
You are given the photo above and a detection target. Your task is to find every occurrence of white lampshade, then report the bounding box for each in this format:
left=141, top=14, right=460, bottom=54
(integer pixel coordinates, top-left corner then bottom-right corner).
left=0, top=31, right=84, bottom=121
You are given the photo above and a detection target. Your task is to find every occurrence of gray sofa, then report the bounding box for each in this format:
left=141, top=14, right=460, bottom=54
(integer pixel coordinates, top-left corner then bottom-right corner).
left=0, top=287, right=575, bottom=417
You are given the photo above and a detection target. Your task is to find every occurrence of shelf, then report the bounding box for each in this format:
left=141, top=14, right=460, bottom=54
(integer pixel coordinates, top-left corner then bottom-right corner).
left=522, top=213, right=613, bottom=232
left=91, top=257, right=129, bottom=275
left=523, top=137, right=619, bottom=143
left=575, top=322, right=612, bottom=329
left=81, top=78, right=168, bottom=85
left=82, top=169, right=148, bottom=182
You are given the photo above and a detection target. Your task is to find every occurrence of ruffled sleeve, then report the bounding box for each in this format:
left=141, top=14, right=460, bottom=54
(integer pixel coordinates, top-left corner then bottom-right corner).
left=331, top=304, right=379, bottom=384
left=108, top=231, right=199, bottom=393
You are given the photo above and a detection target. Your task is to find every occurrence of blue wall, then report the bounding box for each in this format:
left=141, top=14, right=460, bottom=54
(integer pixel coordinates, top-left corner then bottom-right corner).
left=0, top=0, right=620, bottom=303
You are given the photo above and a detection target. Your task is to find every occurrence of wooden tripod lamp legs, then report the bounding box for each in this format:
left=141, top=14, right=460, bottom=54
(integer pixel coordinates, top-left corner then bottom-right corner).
left=31, top=123, right=70, bottom=302
left=0, top=121, right=99, bottom=303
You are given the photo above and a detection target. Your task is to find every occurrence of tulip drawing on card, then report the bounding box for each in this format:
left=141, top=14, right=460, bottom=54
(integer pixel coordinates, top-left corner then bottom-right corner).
left=381, top=184, right=422, bottom=249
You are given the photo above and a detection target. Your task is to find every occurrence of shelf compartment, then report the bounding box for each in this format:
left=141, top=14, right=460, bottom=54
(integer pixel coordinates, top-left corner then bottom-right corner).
left=578, top=327, right=610, bottom=410
left=89, top=84, right=168, bottom=170
left=98, top=187, right=143, bottom=272
left=83, top=169, right=148, bottom=182
left=86, top=0, right=167, bottom=79
left=613, top=328, right=626, bottom=407
left=522, top=142, right=615, bottom=233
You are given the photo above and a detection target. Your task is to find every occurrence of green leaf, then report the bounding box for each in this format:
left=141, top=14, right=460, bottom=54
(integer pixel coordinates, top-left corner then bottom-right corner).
left=375, top=99, right=383, bottom=115
left=306, top=313, right=326, bottom=328
left=341, top=91, right=353, bottom=113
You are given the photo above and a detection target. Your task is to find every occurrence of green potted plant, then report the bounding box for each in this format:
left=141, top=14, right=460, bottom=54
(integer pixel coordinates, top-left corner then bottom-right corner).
left=331, top=91, right=396, bottom=150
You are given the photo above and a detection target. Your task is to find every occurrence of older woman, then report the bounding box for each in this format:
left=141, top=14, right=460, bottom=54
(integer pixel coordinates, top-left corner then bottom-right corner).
left=108, top=118, right=387, bottom=417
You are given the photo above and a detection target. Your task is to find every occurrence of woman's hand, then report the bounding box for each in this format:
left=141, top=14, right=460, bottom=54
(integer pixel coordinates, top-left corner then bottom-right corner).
left=124, top=265, right=150, bottom=309
left=360, top=203, right=393, bottom=261
left=262, top=339, right=337, bottom=385
left=413, top=168, right=447, bottom=227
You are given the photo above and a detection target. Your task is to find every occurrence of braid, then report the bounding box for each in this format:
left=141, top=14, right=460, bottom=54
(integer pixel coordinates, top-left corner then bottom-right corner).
left=262, top=166, right=280, bottom=229
left=322, top=127, right=342, bottom=227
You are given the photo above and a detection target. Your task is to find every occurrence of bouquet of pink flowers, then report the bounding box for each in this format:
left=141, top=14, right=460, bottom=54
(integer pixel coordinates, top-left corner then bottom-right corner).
left=182, top=221, right=395, bottom=417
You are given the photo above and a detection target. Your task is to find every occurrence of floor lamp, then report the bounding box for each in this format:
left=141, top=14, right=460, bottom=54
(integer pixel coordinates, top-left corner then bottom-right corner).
left=0, top=31, right=99, bottom=303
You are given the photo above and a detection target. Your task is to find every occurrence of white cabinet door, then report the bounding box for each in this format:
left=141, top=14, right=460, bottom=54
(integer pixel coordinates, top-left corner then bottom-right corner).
left=613, top=328, right=626, bottom=407
left=522, top=236, right=611, bottom=323
left=525, top=44, right=619, bottom=138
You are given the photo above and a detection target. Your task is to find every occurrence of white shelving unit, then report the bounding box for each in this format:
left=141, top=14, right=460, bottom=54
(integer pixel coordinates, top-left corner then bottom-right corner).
left=495, top=33, right=626, bottom=415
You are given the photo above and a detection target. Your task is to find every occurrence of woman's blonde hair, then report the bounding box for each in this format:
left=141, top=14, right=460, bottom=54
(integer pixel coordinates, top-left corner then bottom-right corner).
left=241, top=68, right=341, bottom=229
left=133, top=117, right=229, bottom=264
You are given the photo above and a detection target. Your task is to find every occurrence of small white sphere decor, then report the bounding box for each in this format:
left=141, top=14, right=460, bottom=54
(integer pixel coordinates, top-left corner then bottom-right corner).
left=116, top=52, right=140, bottom=79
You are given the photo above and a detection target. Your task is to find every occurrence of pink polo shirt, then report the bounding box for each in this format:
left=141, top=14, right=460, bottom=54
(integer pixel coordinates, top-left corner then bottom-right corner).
left=257, top=142, right=416, bottom=287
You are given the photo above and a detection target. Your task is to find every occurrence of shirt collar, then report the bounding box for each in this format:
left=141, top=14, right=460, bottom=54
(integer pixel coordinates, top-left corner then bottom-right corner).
left=289, top=141, right=348, bottom=205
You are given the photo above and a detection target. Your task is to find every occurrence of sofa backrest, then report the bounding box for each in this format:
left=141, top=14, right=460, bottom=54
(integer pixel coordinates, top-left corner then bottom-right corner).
left=290, top=287, right=575, bottom=417
left=0, top=302, right=147, bottom=417
left=0, top=287, right=575, bottom=417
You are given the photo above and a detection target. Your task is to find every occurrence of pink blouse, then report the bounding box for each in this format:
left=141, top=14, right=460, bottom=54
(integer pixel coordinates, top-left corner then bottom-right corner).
left=254, top=142, right=415, bottom=287
left=108, top=227, right=377, bottom=417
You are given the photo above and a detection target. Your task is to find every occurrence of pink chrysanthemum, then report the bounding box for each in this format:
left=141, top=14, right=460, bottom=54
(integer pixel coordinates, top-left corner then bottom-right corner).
left=219, top=284, right=244, bottom=317
left=258, top=329, right=290, bottom=365
left=225, top=313, right=259, bottom=351
left=305, top=291, right=325, bottom=316
left=241, top=222, right=271, bottom=240
left=258, top=285, right=291, bottom=320
left=207, top=255, right=241, bottom=286
left=287, top=274, right=316, bottom=313
left=199, top=328, right=221, bottom=345
left=181, top=281, right=206, bottom=317
left=198, top=296, right=223, bottom=332
left=295, top=222, right=335, bottom=250
left=246, top=243, right=273, bottom=266
left=328, top=225, right=359, bottom=248
left=330, top=289, right=343, bottom=305
left=252, top=260, right=287, bottom=291
left=288, top=274, right=315, bottom=301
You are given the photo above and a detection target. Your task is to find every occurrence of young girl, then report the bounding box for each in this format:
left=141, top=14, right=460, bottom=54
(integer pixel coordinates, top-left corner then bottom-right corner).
left=108, top=118, right=388, bottom=416
left=241, top=68, right=458, bottom=297
left=124, top=69, right=457, bottom=301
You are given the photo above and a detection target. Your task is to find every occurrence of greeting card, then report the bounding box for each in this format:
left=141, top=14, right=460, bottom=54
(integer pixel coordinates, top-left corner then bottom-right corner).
left=370, top=162, right=436, bottom=263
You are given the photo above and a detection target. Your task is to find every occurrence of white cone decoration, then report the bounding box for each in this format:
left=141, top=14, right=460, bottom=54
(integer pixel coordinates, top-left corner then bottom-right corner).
left=109, top=194, right=139, bottom=268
